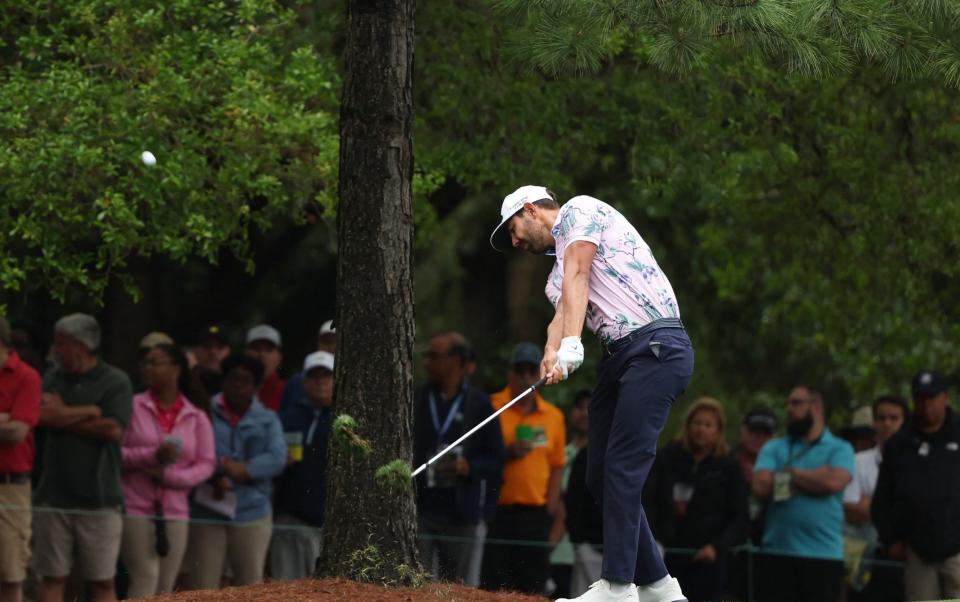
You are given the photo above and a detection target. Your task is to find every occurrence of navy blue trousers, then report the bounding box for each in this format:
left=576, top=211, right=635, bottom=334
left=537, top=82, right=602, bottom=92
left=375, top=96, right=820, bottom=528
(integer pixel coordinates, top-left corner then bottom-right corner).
left=588, top=327, right=694, bottom=585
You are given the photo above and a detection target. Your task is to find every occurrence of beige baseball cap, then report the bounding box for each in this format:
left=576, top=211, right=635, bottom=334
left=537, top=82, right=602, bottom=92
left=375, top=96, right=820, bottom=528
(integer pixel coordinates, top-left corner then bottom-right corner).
left=139, top=331, right=175, bottom=349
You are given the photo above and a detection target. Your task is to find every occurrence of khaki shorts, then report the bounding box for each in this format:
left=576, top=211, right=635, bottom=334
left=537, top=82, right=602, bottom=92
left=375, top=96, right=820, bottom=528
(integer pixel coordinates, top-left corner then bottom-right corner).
left=0, top=483, right=32, bottom=582
left=33, top=507, right=122, bottom=582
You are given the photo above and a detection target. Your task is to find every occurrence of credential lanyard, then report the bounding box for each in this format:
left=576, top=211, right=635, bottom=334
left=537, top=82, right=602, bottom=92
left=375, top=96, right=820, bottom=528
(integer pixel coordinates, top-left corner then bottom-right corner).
left=786, top=433, right=823, bottom=467
left=429, top=388, right=464, bottom=442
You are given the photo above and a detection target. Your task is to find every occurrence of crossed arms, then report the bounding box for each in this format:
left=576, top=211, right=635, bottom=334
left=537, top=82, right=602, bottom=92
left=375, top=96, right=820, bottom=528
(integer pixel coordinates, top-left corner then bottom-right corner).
left=39, top=393, right=123, bottom=441
left=753, top=465, right=851, bottom=499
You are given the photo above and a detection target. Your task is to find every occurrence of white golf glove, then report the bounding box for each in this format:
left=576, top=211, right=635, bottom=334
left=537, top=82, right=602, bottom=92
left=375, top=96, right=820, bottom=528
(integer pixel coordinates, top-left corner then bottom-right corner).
left=556, top=336, right=584, bottom=380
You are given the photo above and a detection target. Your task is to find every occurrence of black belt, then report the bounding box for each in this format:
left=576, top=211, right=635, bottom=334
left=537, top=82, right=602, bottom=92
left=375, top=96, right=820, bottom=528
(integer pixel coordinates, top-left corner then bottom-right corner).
left=602, top=317, right=685, bottom=358
left=0, top=473, right=30, bottom=484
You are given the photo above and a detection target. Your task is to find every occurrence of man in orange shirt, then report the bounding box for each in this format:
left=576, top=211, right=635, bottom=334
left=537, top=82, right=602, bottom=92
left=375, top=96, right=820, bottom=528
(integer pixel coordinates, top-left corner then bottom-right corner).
left=480, top=343, right=566, bottom=594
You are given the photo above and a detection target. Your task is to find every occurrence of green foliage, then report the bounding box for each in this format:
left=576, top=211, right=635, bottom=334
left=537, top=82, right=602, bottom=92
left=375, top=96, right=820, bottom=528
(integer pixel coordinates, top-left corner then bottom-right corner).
left=6, top=0, right=960, bottom=416
left=412, top=1, right=960, bottom=411
left=0, top=0, right=340, bottom=302
left=332, top=413, right=372, bottom=457
left=374, top=459, right=414, bottom=493
left=492, top=0, right=960, bottom=84
left=630, top=57, right=960, bottom=399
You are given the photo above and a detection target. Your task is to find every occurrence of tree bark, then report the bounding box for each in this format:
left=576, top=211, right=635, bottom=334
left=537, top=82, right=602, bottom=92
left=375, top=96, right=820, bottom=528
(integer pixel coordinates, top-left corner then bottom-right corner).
left=317, top=0, right=418, bottom=584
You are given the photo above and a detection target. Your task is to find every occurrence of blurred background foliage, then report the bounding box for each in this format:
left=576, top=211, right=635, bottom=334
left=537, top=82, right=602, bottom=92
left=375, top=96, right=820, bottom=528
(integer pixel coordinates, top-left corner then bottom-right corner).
left=3, top=0, right=960, bottom=438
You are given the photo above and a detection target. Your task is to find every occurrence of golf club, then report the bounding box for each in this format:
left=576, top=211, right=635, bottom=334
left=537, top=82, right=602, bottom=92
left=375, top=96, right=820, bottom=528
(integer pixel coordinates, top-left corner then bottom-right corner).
left=411, top=375, right=548, bottom=478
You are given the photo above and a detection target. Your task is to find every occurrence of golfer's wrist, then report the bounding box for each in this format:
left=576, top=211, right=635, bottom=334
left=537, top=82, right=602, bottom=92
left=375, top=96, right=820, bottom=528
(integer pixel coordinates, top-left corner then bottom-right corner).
left=558, top=336, right=582, bottom=354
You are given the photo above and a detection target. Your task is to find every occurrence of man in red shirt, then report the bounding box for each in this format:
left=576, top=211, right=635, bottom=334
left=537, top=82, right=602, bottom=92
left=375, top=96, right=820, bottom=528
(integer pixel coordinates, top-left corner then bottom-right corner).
left=0, top=316, right=42, bottom=602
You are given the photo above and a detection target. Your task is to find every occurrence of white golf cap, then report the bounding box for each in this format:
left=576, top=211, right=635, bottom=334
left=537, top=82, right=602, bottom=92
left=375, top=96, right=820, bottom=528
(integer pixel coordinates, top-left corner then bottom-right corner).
left=319, top=319, right=335, bottom=336
left=246, top=324, right=282, bottom=347
left=489, top=185, right=552, bottom=252
left=303, top=350, right=335, bottom=373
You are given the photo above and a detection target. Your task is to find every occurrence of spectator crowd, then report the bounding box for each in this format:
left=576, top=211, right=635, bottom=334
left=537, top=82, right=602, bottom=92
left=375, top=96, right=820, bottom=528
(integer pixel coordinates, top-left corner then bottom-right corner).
left=1, top=313, right=958, bottom=601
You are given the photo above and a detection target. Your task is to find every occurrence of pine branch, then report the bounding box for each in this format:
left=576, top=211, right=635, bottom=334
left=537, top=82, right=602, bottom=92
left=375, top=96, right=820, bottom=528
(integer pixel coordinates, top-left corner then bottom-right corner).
left=490, top=0, right=960, bottom=86
left=882, top=31, right=934, bottom=82
left=648, top=26, right=709, bottom=73
left=931, top=40, right=960, bottom=88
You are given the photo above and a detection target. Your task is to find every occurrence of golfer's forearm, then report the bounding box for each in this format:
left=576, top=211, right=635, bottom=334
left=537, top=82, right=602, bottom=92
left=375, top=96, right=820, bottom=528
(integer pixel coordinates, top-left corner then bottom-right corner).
left=560, top=277, right=589, bottom=339
left=559, top=242, right=595, bottom=339
left=545, top=309, right=564, bottom=351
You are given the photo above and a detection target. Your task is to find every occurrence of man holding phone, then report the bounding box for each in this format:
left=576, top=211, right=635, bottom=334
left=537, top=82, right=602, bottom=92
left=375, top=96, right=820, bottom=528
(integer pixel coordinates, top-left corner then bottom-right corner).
left=481, top=343, right=566, bottom=595
left=0, top=316, right=41, bottom=602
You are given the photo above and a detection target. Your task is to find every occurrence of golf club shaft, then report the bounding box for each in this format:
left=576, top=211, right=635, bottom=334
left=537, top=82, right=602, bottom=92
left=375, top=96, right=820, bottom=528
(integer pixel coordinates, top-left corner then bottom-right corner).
left=411, top=376, right=548, bottom=478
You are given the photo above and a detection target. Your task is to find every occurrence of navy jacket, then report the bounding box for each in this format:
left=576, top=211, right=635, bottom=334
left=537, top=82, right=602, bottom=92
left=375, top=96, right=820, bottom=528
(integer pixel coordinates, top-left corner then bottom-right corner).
left=274, top=398, right=332, bottom=527
left=413, top=383, right=505, bottom=525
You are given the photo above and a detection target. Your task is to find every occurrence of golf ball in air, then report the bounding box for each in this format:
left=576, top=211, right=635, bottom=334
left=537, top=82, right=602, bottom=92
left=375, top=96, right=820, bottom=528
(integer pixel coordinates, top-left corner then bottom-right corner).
left=140, top=151, right=157, bottom=166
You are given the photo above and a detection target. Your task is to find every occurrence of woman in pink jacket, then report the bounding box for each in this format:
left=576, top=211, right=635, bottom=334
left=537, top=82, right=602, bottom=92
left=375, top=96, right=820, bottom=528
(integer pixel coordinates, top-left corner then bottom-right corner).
left=121, top=343, right=215, bottom=597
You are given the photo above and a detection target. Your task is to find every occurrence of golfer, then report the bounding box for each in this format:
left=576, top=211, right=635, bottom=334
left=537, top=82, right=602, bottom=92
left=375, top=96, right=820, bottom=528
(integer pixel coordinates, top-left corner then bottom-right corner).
left=490, top=186, right=694, bottom=602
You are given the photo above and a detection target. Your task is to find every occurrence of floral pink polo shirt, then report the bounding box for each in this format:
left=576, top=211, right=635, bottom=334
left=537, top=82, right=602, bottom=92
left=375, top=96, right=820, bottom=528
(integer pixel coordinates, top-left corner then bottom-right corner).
left=545, top=195, right=680, bottom=345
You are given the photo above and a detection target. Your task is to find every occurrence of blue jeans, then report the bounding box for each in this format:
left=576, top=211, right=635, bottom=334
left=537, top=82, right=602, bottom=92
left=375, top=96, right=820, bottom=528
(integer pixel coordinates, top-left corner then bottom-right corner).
left=588, top=327, right=694, bottom=584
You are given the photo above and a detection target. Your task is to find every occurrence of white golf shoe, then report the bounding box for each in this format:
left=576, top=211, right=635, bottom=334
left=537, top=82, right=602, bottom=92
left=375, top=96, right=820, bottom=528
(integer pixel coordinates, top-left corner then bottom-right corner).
left=557, top=579, right=639, bottom=602
left=637, top=576, right=687, bottom=602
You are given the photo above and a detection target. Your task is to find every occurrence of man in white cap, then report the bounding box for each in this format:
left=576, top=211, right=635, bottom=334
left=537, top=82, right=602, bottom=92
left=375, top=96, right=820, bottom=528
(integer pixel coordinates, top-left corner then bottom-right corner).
left=278, top=320, right=337, bottom=415
left=490, top=186, right=694, bottom=602
left=270, top=351, right=335, bottom=580
left=318, top=320, right=337, bottom=354
left=245, top=324, right=286, bottom=412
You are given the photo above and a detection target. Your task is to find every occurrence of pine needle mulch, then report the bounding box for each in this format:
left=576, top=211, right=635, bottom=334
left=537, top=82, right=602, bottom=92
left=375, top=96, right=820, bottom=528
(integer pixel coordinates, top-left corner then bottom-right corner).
left=143, top=578, right=548, bottom=601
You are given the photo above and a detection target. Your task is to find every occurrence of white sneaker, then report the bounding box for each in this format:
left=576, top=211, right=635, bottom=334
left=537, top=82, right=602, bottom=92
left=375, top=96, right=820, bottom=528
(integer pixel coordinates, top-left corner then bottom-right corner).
left=637, top=576, right=687, bottom=602
left=557, top=579, right=639, bottom=602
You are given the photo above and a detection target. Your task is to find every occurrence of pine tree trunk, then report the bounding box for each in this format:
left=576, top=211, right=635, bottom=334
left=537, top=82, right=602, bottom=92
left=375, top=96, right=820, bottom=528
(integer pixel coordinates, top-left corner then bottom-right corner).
left=317, top=0, right=418, bottom=585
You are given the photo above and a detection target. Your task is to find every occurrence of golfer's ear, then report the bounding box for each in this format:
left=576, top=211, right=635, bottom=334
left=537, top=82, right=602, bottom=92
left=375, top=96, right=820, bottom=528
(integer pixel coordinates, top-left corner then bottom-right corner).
left=522, top=202, right=537, bottom=216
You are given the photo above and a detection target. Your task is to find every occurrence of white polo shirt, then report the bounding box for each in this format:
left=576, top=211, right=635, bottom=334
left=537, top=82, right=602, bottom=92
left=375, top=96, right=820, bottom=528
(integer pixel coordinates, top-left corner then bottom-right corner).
left=843, top=446, right=882, bottom=503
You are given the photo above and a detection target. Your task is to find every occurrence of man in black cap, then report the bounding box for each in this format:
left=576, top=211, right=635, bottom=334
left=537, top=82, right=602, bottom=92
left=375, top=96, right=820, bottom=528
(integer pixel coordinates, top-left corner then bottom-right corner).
left=726, top=408, right=777, bottom=599
left=192, top=325, right=230, bottom=399
left=734, top=409, right=777, bottom=486
left=873, top=371, right=960, bottom=601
